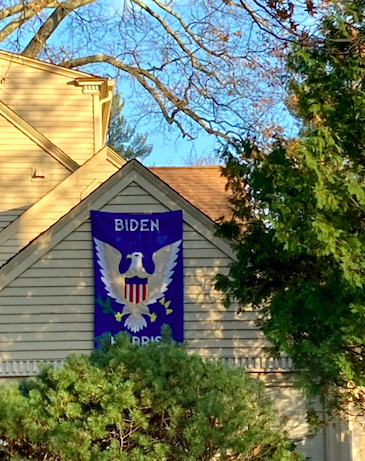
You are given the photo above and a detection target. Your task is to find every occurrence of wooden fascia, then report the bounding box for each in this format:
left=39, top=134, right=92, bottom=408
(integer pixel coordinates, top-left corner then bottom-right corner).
left=101, top=80, right=115, bottom=144
left=0, top=100, right=79, bottom=172
left=0, top=50, right=98, bottom=79
left=104, top=146, right=127, bottom=168
left=73, top=78, right=112, bottom=153
left=0, top=160, right=235, bottom=291
left=73, top=77, right=107, bottom=94
left=0, top=147, right=115, bottom=248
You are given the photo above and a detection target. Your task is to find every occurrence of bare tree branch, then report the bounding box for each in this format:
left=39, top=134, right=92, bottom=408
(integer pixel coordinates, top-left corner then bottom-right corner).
left=61, top=53, right=231, bottom=140
left=131, top=0, right=217, bottom=79
left=0, top=0, right=322, bottom=143
left=22, top=0, right=98, bottom=58
left=0, top=10, right=35, bottom=42
left=0, top=0, right=59, bottom=21
left=150, top=0, right=231, bottom=59
left=0, top=0, right=56, bottom=42
left=0, top=2, right=27, bottom=20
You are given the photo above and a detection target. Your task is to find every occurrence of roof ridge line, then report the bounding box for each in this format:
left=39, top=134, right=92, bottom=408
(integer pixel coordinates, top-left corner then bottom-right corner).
left=0, top=160, right=235, bottom=291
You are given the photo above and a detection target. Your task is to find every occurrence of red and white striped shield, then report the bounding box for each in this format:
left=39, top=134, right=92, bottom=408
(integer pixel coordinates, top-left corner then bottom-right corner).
left=124, top=277, right=148, bottom=304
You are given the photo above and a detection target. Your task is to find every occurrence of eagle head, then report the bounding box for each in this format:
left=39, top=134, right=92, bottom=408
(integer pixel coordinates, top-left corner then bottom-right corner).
left=127, top=252, right=144, bottom=260
left=126, top=252, right=145, bottom=272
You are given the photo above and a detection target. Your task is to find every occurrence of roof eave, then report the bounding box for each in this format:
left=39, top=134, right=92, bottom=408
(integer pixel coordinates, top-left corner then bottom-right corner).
left=0, top=50, right=103, bottom=79
left=0, top=159, right=235, bottom=291
left=0, top=100, right=79, bottom=172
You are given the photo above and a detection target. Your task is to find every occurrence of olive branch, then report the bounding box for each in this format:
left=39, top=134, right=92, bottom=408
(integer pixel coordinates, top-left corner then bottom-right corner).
left=96, top=294, right=159, bottom=323
left=96, top=295, right=116, bottom=315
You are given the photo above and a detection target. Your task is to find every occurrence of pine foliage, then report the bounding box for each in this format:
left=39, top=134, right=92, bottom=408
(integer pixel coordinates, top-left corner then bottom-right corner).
left=107, top=92, right=152, bottom=160
left=0, top=333, right=301, bottom=460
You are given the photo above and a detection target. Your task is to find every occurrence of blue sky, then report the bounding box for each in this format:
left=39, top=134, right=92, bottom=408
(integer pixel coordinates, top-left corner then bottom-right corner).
left=1, top=0, right=304, bottom=166
left=144, top=129, right=217, bottom=166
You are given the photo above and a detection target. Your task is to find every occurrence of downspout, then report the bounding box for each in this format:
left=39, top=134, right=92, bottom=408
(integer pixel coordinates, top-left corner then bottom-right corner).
left=100, top=88, right=113, bottom=106
left=98, top=84, right=114, bottom=150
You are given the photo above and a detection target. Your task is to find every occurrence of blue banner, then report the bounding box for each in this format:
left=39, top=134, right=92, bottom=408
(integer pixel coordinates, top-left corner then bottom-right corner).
left=91, top=210, right=184, bottom=343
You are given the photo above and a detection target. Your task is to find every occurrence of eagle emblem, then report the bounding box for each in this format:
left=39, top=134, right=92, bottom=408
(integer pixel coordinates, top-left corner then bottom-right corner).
left=94, top=238, right=181, bottom=333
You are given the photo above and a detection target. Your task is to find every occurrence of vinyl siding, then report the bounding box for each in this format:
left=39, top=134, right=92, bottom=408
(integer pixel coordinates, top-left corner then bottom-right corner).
left=268, top=386, right=327, bottom=461
left=0, top=114, right=70, bottom=234
left=0, top=157, right=119, bottom=266
left=0, top=59, right=94, bottom=165
left=0, top=181, right=267, bottom=362
left=351, top=424, right=365, bottom=461
left=0, top=178, right=327, bottom=461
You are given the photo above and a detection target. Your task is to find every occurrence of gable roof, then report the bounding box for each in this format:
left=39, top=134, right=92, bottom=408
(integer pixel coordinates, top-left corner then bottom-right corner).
left=0, top=160, right=234, bottom=291
left=0, top=100, right=79, bottom=172
left=149, top=166, right=232, bottom=222
left=0, top=50, right=115, bottom=163
left=0, top=146, right=126, bottom=264
left=0, top=50, right=100, bottom=79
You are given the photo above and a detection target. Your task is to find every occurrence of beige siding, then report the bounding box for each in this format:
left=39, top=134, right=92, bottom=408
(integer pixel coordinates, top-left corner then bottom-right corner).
left=351, top=424, right=365, bottom=461
left=0, top=157, right=119, bottom=266
left=0, top=59, right=94, bottom=165
left=0, top=114, right=70, bottom=235
left=268, top=386, right=327, bottom=461
left=0, top=181, right=267, bottom=362
left=0, top=176, right=328, bottom=460
left=80, top=158, right=119, bottom=198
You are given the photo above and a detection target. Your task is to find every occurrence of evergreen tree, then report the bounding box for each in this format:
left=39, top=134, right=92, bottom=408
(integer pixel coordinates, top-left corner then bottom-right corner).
left=216, top=1, right=365, bottom=417
left=0, top=332, right=301, bottom=460
left=107, top=92, right=152, bottom=160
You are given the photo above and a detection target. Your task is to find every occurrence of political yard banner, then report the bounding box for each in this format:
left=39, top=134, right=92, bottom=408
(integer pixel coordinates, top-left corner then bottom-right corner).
left=91, top=210, right=183, bottom=344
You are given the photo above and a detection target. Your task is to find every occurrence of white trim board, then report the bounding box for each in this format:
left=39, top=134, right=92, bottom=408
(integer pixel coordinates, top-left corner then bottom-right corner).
left=0, top=50, right=102, bottom=79
left=0, top=100, right=79, bottom=172
left=0, top=146, right=125, bottom=248
left=0, top=356, right=294, bottom=377
left=0, top=160, right=235, bottom=291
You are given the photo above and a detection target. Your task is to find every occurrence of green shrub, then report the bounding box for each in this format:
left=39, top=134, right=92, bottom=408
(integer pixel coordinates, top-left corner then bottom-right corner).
left=0, top=332, right=302, bottom=460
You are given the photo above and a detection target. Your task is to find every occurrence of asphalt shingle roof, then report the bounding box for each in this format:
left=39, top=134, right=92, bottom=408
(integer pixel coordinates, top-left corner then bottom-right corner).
left=149, top=166, right=232, bottom=222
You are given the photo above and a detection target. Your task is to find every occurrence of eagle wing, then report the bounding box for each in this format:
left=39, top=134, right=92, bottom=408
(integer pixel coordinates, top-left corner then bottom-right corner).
left=94, top=238, right=125, bottom=305
left=146, top=239, right=181, bottom=305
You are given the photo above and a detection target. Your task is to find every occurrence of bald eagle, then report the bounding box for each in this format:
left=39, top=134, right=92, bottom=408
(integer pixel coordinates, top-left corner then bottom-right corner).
left=94, top=238, right=181, bottom=333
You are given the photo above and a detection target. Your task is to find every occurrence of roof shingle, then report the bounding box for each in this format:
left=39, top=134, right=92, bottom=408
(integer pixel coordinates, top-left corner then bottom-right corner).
left=149, top=166, right=232, bottom=222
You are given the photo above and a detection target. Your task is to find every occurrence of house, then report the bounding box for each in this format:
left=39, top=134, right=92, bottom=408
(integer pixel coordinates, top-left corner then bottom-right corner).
left=0, top=50, right=355, bottom=461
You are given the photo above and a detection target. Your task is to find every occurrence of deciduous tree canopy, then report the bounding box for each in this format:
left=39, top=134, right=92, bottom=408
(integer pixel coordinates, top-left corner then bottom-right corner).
left=0, top=0, right=325, bottom=141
